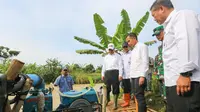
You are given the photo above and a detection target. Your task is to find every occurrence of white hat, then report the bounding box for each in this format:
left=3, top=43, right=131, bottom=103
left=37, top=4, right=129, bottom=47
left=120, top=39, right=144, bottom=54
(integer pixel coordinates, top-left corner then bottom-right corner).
left=107, top=43, right=115, bottom=50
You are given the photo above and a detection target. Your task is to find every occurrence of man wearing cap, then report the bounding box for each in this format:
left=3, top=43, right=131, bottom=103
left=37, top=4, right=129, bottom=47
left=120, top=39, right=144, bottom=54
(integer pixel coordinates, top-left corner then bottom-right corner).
left=126, top=33, right=149, bottom=112
left=101, top=43, right=122, bottom=110
left=54, top=68, right=74, bottom=93
left=150, top=0, right=200, bottom=111
left=120, top=42, right=132, bottom=107
left=152, top=25, right=164, bottom=41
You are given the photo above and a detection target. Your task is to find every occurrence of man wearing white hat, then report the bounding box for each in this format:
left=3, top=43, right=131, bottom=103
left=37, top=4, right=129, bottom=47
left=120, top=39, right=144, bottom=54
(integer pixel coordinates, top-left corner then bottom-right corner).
left=101, top=43, right=122, bottom=110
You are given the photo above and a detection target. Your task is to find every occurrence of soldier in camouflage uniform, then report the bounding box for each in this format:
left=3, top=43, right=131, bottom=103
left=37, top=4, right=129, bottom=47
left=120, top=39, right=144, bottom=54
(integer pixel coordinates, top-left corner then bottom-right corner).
left=152, top=26, right=166, bottom=99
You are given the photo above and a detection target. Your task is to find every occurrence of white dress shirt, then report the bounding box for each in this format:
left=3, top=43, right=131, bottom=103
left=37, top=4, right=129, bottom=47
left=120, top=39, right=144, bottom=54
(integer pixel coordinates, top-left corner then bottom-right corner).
left=120, top=51, right=131, bottom=79
left=162, top=9, right=200, bottom=87
left=130, top=42, right=149, bottom=78
left=101, top=53, right=122, bottom=77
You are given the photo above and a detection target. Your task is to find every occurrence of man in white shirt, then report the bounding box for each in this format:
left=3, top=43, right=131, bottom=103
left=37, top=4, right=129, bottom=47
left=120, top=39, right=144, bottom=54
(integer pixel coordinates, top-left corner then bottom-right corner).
left=150, top=0, right=200, bottom=111
left=126, top=33, right=149, bottom=112
left=120, top=42, right=132, bottom=107
left=101, top=43, right=122, bottom=110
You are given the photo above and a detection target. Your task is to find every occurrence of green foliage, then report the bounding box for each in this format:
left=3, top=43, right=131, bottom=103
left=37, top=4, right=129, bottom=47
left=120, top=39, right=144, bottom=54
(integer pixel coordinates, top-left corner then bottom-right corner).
left=74, top=9, right=154, bottom=55
left=132, top=12, right=149, bottom=36
left=0, top=46, right=20, bottom=59
left=145, top=92, right=166, bottom=111
left=93, top=13, right=111, bottom=47
left=88, top=76, right=95, bottom=87
left=21, top=63, right=42, bottom=74
left=0, top=58, right=102, bottom=84
left=76, top=49, right=104, bottom=55
left=95, top=66, right=102, bottom=73
left=40, top=58, right=62, bottom=83
left=145, top=73, right=166, bottom=112
left=121, top=9, right=131, bottom=33
left=74, top=36, right=105, bottom=50
left=83, top=64, right=95, bottom=73
left=146, top=92, right=167, bottom=112
left=151, top=74, right=160, bottom=95
left=71, top=71, right=101, bottom=84
left=0, top=59, right=11, bottom=74
left=70, top=63, right=81, bottom=71
left=144, top=40, right=157, bottom=46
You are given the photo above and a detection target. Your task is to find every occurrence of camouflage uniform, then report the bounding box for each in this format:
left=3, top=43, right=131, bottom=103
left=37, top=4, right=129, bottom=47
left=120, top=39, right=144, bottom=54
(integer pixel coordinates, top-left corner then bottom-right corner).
left=156, top=45, right=166, bottom=97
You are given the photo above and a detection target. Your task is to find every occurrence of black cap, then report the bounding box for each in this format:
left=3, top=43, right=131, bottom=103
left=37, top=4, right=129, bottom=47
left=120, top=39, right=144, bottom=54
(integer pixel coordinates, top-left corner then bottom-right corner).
left=122, top=42, right=128, bottom=48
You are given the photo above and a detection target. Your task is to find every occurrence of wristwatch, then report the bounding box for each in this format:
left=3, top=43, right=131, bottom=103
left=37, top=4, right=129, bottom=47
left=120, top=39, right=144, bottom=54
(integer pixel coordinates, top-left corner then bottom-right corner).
left=180, top=71, right=193, bottom=77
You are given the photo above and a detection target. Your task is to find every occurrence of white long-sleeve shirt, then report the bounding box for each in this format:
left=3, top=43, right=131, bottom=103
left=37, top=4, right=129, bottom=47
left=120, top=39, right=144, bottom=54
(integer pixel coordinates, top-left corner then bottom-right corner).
left=120, top=51, right=131, bottom=79
left=130, top=42, right=149, bottom=78
left=101, top=53, right=122, bottom=77
left=162, top=9, right=200, bottom=87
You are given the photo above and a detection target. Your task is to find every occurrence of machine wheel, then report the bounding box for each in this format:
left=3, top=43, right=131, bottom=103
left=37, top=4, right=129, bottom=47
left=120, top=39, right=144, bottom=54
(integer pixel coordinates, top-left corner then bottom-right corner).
left=69, top=99, right=93, bottom=112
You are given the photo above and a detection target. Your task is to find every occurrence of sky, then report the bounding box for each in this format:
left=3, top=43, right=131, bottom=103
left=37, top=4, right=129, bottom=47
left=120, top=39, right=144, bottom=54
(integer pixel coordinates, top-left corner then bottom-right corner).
left=0, top=0, right=200, bottom=66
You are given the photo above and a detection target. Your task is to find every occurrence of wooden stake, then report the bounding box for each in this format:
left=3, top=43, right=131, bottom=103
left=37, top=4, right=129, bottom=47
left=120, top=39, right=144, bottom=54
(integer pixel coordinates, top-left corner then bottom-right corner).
left=6, top=59, right=24, bottom=80
left=102, top=85, right=107, bottom=112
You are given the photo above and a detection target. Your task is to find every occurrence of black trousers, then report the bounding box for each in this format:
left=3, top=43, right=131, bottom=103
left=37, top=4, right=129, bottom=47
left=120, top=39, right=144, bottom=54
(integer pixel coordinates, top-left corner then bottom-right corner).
left=166, top=82, right=200, bottom=112
left=122, top=79, right=131, bottom=93
left=131, top=78, right=147, bottom=112
left=104, top=70, right=120, bottom=99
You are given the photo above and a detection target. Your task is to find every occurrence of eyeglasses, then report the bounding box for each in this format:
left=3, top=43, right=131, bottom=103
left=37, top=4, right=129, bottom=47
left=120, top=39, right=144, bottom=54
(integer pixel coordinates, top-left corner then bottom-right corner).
left=63, top=69, right=68, bottom=71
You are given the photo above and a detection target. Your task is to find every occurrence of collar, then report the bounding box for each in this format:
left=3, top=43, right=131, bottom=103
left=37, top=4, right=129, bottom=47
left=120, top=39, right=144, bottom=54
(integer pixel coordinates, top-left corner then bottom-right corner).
left=163, top=9, right=177, bottom=27
left=124, top=50, right=131, bottom=54
left=62, top=74, right=69, bottom=77
left=108, top=52, right=116, bottom=56
left=134, top=42, right=139, bottom=48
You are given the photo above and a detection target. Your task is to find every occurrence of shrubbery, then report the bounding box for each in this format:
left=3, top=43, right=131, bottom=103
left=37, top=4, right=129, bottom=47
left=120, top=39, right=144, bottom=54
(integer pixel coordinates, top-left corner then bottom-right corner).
left=0, top=58, right=102, bottom=84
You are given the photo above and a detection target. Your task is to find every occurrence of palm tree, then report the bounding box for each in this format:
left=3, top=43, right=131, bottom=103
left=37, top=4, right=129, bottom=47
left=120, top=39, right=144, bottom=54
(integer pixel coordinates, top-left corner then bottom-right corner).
left=74, top=9, right=156, bottom=55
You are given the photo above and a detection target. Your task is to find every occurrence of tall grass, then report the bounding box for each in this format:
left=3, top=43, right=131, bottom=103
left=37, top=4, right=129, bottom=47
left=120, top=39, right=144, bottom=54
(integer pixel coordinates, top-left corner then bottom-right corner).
left=70, top=71, right=102, bottom=84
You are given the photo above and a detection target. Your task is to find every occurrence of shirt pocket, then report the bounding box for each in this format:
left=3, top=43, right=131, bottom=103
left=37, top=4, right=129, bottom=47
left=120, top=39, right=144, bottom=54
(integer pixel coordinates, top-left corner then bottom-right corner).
left=59, top=79, right=65, bottom=86
left=67, top=78, right=72, bottom=84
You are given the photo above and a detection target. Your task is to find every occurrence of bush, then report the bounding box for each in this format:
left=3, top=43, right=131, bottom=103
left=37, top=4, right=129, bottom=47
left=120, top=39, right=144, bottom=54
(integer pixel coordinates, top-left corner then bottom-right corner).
left=145, top=92, right=166, bottom=112
left=0, top=58, right=102, bottom=84
left=83, top=64, right=95, bottom=73
left=71, top=71, right=102, bottom=84
left=151, top=74, right=160, bottom=95
left=95, top=66, right=102, bottom=73
left=0, top=59, right=11, bottom=74
left=39, top=58, right=62, bottom=83
left=146, top=73, right=166, bottom=112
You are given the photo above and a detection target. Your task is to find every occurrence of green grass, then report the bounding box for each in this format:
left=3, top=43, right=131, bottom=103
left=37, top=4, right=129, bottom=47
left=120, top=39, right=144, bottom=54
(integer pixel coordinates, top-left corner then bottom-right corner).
left=71, top=71, right=102, bottom=84
left=145, top=92, right=166, bottom=112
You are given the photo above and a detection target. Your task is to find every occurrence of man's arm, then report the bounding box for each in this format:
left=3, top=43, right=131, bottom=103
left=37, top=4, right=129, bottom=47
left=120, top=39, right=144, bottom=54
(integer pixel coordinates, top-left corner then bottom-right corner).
left=71, top=77, right=74, bottom=90
left=54, top=76, right=60, bottom=86
left=101, top=57, right=106, bottom=78
left=174, top=10, right=200, bottom=95
left=174, top=11, right=200, bottom=75
left=118, top=55, right=123, bottom=77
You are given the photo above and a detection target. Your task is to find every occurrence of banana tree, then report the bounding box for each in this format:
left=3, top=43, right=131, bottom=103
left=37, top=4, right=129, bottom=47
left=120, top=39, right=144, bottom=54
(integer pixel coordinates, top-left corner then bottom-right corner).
left=74, top=9, right=156, bottom=55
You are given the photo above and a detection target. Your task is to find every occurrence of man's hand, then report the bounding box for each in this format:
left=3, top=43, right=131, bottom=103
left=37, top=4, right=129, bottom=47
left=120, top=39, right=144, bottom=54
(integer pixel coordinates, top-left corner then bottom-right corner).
left=101, top=76, right=105, bottom=81
left=176, top=75, right=191, bottom=95
left=139, top=77, right=145, bottom=86
left=119, top=76, right=123, bottom=81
